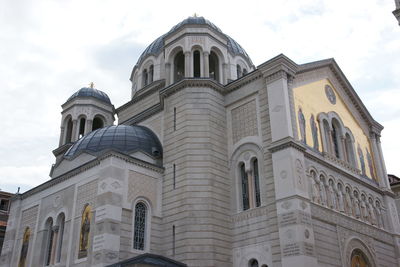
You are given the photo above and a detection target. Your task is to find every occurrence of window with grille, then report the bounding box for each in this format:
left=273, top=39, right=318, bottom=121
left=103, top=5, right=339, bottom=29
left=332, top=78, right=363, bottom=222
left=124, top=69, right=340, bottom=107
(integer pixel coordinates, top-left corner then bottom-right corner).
left=133, top=203, right=147, bottom=250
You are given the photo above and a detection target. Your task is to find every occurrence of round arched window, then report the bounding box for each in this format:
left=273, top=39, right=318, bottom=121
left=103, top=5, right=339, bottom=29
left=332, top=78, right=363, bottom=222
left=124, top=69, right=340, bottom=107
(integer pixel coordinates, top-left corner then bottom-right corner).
left=249, top=259, right=259, bottom=267
left=351, top=249, right=369, bottom=267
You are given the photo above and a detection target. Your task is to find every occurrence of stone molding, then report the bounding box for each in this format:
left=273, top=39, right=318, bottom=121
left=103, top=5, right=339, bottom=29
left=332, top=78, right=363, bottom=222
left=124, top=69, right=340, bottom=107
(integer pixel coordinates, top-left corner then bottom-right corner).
left=116, top=79, right=165, bottom=114
left=311, top=204, right=393, bottom=244
left=268, top=137, right=306, bottom=153
left=225, top=70, right=263, bottom=93
left=159, top=78, right=225, bottom=98
left=20, top=151, right=164, bottom=199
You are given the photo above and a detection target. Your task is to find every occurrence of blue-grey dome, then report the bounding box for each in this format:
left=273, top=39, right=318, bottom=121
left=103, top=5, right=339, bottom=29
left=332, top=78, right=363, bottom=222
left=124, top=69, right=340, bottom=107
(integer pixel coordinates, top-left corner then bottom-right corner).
left=66, top=87, right=111, bottom=104
left=64, top=125, right=162, bottom=160
left=135, top=16, right=252, bottom=66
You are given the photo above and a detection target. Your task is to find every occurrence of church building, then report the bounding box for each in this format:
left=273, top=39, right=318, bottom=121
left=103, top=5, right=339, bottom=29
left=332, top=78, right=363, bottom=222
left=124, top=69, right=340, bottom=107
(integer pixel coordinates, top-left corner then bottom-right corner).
left=1, top=16, right=400, bottom=267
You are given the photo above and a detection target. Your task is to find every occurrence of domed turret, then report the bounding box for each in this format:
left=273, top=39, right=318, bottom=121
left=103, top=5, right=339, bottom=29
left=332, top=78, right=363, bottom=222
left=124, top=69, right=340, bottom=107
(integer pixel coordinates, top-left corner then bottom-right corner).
left=58, top=83, right=114, bottom=147
left=130, top=15, right=255, bottom=96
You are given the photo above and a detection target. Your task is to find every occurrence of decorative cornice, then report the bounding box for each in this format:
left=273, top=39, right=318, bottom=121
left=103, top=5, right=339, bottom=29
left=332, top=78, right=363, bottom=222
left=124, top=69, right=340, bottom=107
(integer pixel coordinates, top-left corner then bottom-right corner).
left=268, top=137, right=307, bottom=153
left=159, top=78, right=225, bottom=98
left=225, top=70, right=263, bottom=93
left=258, top=54, right=298, bottom=82
left=116, top=79, right=165, bottom=114
left=20, top=151, right=164, bottom=199
left=120, top=103, right=163, bottom=126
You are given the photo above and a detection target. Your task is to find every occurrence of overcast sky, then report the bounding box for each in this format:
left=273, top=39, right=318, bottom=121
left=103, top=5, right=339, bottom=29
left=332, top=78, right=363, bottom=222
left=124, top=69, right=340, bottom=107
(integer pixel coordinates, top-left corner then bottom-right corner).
left=0, top=0, right=399, bottom=193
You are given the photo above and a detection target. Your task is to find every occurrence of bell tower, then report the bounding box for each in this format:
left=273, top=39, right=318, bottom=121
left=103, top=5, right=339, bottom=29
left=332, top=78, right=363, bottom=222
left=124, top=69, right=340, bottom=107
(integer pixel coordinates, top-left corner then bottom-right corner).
left=55, top=83, right=114, bottom=155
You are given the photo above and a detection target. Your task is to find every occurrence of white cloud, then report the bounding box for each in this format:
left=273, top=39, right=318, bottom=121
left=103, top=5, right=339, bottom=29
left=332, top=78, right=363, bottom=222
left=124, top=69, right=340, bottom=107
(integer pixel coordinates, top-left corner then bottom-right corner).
left=0, top=0, right=399, bottom=192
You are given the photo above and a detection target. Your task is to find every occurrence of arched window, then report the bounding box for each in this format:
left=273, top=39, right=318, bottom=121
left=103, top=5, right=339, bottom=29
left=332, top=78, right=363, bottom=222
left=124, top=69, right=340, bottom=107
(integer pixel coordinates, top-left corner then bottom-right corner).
left=142, top=69, right=148, bottom=87
left=174, top=51, right=185, bottom=82
left=236, top=64, right=242, bottom=79
left=92, top=116, right=104, bottom=131
left=78, top=205, right=91, bottom=259
left=249, top=259, right=259, bottom=267
left=133, top=202, right=147, bottom=250
left=78, top=117, right=86, bottom=139
left=44, top=218, right=54, bottom=266
left=149, top=65, right=154, bottom=84
left=351, top=249, right=369, bottom=267
left=209, top=51, right=219, bottom=82
left=193, top=51, right=201, bottom=78
left=240, top=163, right=250, bottom=211
left=65, top=118, right=73, bottom=144
left=55, top=213, right=65, bottom=263
left=253, top=159, right=261, bottom=207
left=331, top=120, right=341, bottom=158
left=18, top=227, right=30, bottom=267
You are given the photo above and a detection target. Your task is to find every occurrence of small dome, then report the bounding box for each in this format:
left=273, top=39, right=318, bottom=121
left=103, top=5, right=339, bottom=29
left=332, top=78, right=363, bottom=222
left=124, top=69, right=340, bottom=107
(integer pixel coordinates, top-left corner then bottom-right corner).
left=64, top=125, right=162, bottom=160
left=66, top=87, right=111, bottom=104
left=135, top=16, right=252, bottom=66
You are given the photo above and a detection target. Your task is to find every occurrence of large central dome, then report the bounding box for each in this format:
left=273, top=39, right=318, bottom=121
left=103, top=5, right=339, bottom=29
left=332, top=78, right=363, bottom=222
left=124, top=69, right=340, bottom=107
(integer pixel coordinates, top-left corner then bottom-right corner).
left=130, top=16, right=255, bottom=93
left=135, top=16, right=253, bottom=67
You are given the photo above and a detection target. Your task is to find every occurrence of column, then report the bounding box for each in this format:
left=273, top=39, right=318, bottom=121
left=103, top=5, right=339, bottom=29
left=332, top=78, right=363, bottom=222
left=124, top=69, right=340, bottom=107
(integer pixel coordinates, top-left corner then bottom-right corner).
left=85, top=119, right=93, bottom=135
left=165, top=63, right=171, bottom=85
left=222, top=63, right=228, bottom=84
left=59, top=126, right=65, bottom=147
left=247, top=170, right=254, bottom=209
left=203, top=51, right=209, bottom=78
left=184, top=51, right=191, bottom=78
left=71, top=119, right=78, bottom=142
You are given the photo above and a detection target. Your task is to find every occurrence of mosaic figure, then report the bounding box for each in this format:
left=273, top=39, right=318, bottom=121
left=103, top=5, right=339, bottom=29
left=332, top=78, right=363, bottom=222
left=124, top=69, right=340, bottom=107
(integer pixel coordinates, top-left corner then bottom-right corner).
left=337, top=183, right=345, bottom=213
left=366, top=149, right=375, bottom=179
left=298, top=108, right=306, bottom=144
left=358, top=145, right=366, bottom=176
left=310, top=114, right=319, bottom=150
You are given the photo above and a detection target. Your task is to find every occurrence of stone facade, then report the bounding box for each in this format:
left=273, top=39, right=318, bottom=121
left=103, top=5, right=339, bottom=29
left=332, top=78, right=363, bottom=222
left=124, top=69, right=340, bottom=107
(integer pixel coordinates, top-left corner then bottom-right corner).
left=1, top=16, right=400, bottom=267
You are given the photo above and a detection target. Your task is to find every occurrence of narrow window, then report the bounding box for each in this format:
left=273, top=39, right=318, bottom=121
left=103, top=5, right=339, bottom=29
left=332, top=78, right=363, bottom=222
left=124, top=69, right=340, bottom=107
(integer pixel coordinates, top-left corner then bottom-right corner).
left=45, top=218, right=54, bottom=266
left=65, top=118, right=73, bottom=144
left=236, top=64, right=242, bottom=78
left=172, top=225, right=176, bottom=257
left=143, top=69, right=148, bottom=87
left=345, top=133, right=355, bottom=166
left=243, top=68, right=248, bottom=75
left=149, top=65, right=154, bottom=84
left=55, top=213, right=65, bottom=263
left=331, top=123, right=340, bottom=158
left=253, top=159, right=261, bottom=207
left=173, top=164, right=176, bottom=189
left=241, top=163, right=249, bottom=210
left=92, top=117, right=104, bottom=131
left=174, top=51, right=185, bottom=82
left=193, top=51, right=201, bottom=77
left=133, top=203, right=146, bottom=250
left=173, top=107, right=176, bottom=131
left=209, top=51, right=219, bottom=82
left=78, top=117, right=86, bottom=139
left=18, top=228, right=30, bottom=267
left=78, top=205, right=91, bottom=259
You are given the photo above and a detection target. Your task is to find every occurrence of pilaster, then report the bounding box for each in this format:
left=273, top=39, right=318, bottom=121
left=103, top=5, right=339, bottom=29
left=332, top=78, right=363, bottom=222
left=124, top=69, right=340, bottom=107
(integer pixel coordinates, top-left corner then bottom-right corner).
left=92, top=166, right=124, bottom=267
left=203, top=52, right=209, bottom=78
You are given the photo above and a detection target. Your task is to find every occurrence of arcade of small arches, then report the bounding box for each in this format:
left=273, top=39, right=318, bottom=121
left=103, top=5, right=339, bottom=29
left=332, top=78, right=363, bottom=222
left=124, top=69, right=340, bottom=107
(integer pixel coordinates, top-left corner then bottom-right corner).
left=308, top=168, right=385, bottom=229
left=62, top=114, right=105, bottom=145
left=135, top=45, right=252, bottom=92
left=298, top=109, right=375, bottom=179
